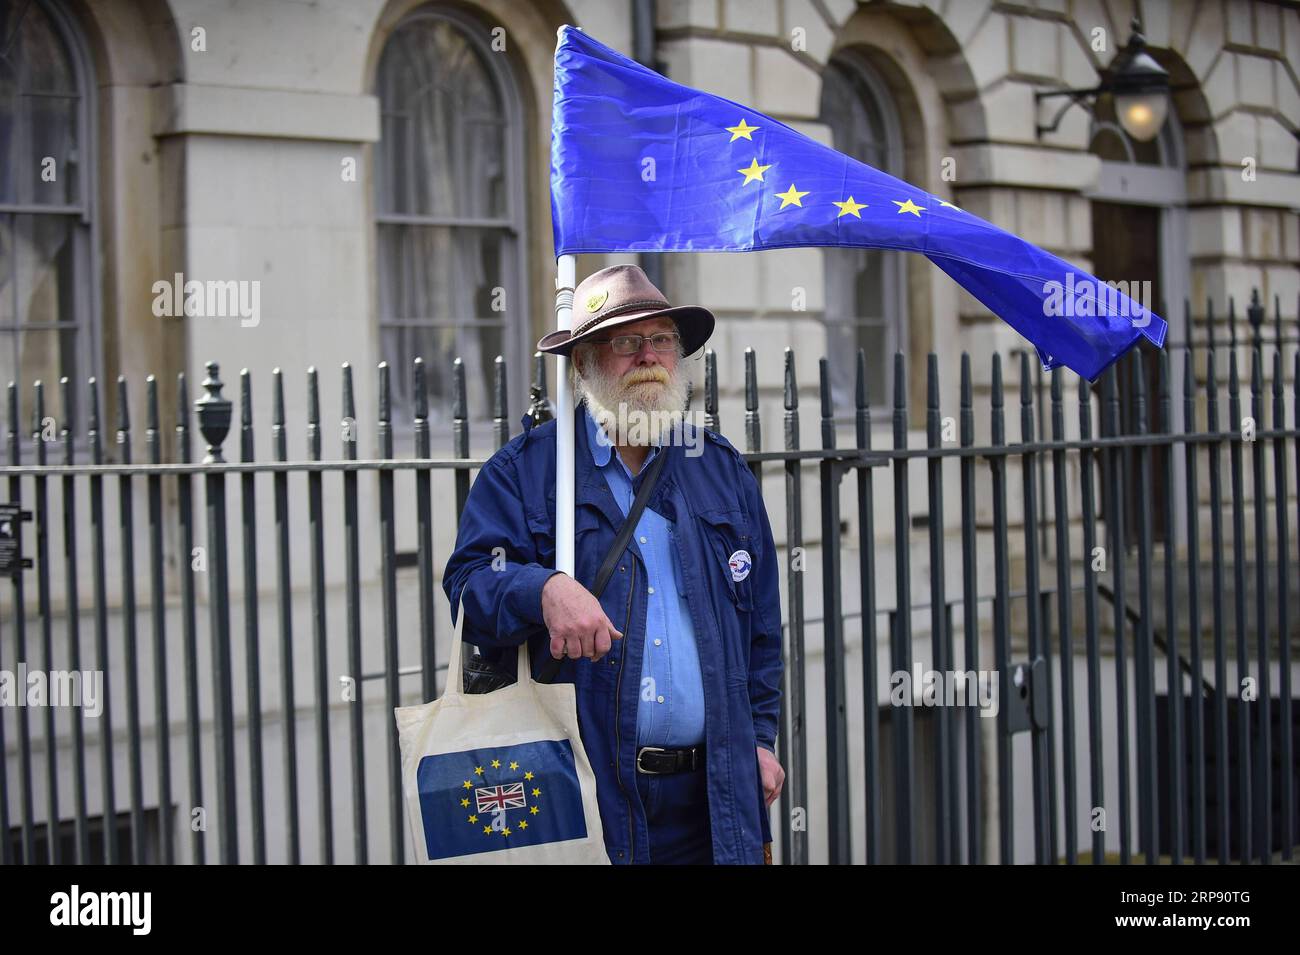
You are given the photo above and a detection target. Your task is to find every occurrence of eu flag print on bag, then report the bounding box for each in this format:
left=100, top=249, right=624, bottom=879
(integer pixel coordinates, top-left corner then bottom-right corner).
left=549, top=26, right=1167, bottom=382
left=416, top=739, right=589, bottom=860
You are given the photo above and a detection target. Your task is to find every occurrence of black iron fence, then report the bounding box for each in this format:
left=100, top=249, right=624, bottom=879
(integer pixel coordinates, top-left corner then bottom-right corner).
left=1, top=291, right=1298, bottom=865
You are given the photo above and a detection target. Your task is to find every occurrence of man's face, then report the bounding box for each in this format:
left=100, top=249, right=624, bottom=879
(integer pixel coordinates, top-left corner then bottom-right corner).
left=584, top=315, right=678, bottom=392
left=574, top=316, right=689, bottom=445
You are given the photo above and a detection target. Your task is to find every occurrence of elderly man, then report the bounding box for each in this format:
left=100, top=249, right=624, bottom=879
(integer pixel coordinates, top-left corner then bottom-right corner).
left=443, top=264, right=784, bottom=865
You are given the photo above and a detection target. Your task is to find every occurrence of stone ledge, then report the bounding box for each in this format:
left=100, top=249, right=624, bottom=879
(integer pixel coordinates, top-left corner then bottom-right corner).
left=951, top=142, right=1101, bottom=190
left=1186, top=167, right=1300, bottom=207
left=154, top=84, right=381, bottom=143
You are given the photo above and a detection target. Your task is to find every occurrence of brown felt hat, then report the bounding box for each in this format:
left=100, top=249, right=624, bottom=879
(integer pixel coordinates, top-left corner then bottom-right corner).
left=536, top=264, right=714, bottom=358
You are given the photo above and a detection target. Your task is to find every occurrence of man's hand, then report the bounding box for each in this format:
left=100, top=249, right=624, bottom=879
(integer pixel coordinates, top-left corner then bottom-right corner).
left=541, top=573, right=623, bottom=662
left=757, top=746, right=785, bottom=807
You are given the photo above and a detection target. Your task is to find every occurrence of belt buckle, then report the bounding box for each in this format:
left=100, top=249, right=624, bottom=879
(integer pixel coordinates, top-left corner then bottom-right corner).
left=637, top=746, right=667, bottom=775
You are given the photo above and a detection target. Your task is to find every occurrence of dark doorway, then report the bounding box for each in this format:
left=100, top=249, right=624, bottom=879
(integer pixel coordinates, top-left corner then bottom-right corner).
left=1091, top=200, right=1168, bottom=545
left=1157, top=694, right=1300, bottom=861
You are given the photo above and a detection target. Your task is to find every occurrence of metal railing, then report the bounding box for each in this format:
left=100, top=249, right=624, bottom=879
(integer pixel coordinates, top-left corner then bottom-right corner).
left=1, top=290, right=1298, bottom=865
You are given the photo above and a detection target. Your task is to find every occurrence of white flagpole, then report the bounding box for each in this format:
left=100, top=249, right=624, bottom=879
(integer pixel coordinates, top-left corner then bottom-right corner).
left=554, top=254, right=577, bottom=578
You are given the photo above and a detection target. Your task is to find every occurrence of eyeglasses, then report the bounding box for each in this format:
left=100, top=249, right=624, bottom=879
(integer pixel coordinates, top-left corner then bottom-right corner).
left=588, top=331, right=681, bottom=356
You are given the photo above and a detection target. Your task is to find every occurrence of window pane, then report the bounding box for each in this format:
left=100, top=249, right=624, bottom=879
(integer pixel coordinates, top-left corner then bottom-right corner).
left=824, top=243, right=891, bottom=409
left=0, top=212, right=79, bottom=396
left=855, top=322, right=887, bottom=409
left=375, top=15, right=507, bottom=220
left=823, top=312, right=887, bottom=410
left=377, top=223, right=511, bottom=423
left=820, top=53, right=904, bottom=416
left=853, top=247, right=885, bottom=321
left=0, top=0, right=81, bottom=206
left=821, top=57, right=889, bottom=172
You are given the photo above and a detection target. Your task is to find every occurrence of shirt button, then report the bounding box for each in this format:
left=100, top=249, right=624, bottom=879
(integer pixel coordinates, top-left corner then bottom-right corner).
left=647, top=586, right=655, bottom=594
left=653, top=638, right=662, bottom=646
left=639, top=536, right=647, bottom=544
left=656, top=695, right=665, bottom=704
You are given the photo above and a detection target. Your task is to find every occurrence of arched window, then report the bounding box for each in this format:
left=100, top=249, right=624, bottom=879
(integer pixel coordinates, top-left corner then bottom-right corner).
left=374, top=6, right=527, bottom=427
left=820, top=50, right=906, bottom=412
left=0, top=0, right=96, bottom=414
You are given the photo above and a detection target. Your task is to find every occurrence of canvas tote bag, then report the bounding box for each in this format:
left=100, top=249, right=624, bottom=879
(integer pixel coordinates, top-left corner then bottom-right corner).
left=395, top=595, right=611, bottom=864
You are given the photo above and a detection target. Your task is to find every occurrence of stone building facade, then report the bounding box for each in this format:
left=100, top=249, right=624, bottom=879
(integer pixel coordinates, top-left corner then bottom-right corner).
left=2, top=0, right=1297, bottom=863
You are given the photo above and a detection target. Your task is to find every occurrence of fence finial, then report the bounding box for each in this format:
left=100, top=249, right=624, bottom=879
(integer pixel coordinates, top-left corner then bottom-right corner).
left=526, top=351, right=552, bottom=425
left=819, top=357, right=834, bottom=450
left=744, top=347, right=759, bottom=454
left=704, top=349, right=719, bottom=433
left=1247, top=288, right=1264, bottom=352
left=493, top=355, right=508, bottom=449
left=146, top=375, right=160, bottom=465
left=6, top=380, right=17, bottom=466
left=195, top=362, right=232, bottom=464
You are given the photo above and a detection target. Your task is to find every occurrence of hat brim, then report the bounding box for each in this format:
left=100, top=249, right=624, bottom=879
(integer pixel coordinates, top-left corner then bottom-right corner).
left=537, top=304, right=714, bottom=358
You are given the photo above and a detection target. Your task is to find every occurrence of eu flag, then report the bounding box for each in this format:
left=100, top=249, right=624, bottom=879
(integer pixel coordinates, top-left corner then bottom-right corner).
left=416, top=738, right=589, bottom=861
left=550, top=26, right=1166, bottom=382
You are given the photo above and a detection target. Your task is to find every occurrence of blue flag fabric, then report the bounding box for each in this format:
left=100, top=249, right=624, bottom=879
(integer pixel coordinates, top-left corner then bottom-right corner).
left=550, top=26, right=1166, bottom=381
left=416, top=738, right=589, bottom=861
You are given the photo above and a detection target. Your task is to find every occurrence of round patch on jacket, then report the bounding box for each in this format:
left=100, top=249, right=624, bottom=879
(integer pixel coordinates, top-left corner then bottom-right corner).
left=728, top=549, right=752, bottom=582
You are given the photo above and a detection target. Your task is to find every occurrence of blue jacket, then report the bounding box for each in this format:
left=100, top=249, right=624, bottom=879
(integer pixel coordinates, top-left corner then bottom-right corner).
left=442, top=405, right=783, bottom=864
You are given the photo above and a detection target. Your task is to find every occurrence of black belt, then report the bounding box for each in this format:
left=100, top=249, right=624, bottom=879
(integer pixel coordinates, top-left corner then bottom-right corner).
left=636, top=744, right=705, bottom=775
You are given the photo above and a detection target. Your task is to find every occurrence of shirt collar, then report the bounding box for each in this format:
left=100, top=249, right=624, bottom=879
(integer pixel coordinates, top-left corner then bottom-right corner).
left=584, top=403, right=613, bottom=468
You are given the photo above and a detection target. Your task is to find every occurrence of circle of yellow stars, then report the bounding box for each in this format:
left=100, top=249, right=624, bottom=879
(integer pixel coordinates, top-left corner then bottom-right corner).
left=725, top=116, right=962, bottom=220
left=460, top=758, right=542, bottom=839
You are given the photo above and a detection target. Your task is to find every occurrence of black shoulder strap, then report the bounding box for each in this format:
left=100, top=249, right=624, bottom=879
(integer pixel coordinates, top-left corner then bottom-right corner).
left=533, top=446, right=668, bottom=683
left=592, top=447, right=667, bottom=599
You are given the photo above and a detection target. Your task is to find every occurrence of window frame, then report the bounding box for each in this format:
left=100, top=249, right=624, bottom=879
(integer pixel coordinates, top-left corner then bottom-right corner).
left=0, top=0, right=101, bottom=461
left=371, top=4, right=530, bottom=452
left=818, top=48, right=909, bottom=423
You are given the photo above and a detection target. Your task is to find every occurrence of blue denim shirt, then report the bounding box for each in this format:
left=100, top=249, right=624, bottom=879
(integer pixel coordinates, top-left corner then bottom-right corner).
left=584, top=406, right=706, bottom=747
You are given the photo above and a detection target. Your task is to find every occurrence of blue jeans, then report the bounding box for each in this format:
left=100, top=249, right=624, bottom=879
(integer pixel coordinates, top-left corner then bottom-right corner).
left=634, top=764, right=713, bottom=864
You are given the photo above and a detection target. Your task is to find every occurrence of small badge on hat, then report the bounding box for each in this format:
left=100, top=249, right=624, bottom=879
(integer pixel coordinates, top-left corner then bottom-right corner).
left=584, top=289, right=609, bottom=313
left=728, top=549, right=752, bottom=582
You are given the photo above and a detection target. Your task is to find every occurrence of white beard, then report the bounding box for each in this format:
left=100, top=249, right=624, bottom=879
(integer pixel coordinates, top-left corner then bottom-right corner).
left=576, top=361, right=689, bottom=447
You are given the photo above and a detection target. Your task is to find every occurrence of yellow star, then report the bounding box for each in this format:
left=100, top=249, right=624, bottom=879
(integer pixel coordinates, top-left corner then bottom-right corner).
left=523, top=771, right=534, bottom=781
left=468, top=814, right=477, bottom=824
left=725, top=118, right=759, bottom=142
left=460, top=798, right=470, bottom=807
left=483, top=825, right=492, bottom=834
left=893, top=198, right=925, bottom=217
left=775, top=183, right=809, bottom=209
left=474, top=766, right=484, bottom=776
left=501, top=828, right=511, bottom=837
left=531, top=788, right=541, bottom=797
left=509, top=761, right=519, bottom=771
left=737, top=158, right=771, bottom=186
left=490, top=759, right=501, bottom=769
left=833, top=196, right=867, bottom=218
left=530, top=805, right=540, bottom=815
left=519, top=820, right=528, bottom=830
left=462, top=780, right=471, bottom=789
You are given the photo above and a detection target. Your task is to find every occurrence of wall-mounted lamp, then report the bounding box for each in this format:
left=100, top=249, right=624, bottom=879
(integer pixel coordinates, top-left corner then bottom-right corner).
left=1035, top=18, right=1170, bottom=143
